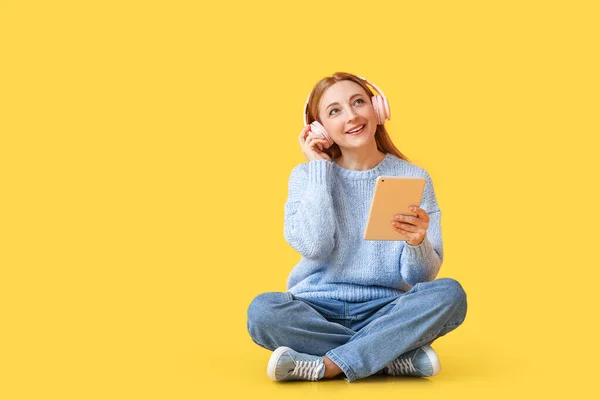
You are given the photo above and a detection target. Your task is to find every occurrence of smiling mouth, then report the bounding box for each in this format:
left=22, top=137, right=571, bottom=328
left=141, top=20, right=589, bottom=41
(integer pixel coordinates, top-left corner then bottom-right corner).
left=346, top=124, right=365, bottom=135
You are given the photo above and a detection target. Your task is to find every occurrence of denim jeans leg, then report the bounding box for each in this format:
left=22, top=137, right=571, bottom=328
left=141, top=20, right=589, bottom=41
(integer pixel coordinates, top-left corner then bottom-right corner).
left=325, top=278, right=468, bottom=382
left=247, top=291, right=356, bottom=356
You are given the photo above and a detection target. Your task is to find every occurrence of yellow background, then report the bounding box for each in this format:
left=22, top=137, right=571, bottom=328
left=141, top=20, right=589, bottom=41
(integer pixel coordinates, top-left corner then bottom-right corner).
left=1, top=0, right=599, bottom=398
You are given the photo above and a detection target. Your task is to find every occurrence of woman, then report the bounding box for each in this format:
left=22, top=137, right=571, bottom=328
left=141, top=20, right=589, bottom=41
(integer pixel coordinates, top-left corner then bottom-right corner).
left=247, top=72, right=467, bottom=383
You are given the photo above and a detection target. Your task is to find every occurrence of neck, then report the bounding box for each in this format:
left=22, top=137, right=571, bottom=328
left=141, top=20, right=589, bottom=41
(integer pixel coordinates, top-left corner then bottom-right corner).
left=334, top=145, right=386, bottom=171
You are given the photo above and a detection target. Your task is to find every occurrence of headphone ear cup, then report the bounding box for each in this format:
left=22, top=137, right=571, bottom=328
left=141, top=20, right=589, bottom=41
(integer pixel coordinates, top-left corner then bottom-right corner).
left=382, top=95, right=391, bottom=120
left=372, top=95, right=391, bottom=125
left=371, top=95, right=382, bottom=125
left=309, top=121, right=334, bottom=149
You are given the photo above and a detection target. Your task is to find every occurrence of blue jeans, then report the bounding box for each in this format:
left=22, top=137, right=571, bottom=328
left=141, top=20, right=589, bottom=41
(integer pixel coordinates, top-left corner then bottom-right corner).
left=247, top=278, right=467, bottom=382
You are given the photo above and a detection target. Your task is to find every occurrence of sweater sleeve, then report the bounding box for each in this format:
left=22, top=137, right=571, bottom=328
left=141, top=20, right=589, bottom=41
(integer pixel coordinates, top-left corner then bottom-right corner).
left=283, top=160, right=337, bottom=260
left=400, top=170, right=444, bottom=286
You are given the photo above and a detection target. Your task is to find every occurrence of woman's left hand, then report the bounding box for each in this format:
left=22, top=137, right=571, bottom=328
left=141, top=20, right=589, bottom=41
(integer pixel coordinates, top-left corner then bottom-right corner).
left=391, top=206, right=430, bottom=246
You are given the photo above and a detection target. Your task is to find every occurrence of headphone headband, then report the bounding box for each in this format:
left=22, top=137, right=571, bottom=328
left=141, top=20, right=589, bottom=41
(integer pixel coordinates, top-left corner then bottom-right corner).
left=303, top=75, right=388, bottom=126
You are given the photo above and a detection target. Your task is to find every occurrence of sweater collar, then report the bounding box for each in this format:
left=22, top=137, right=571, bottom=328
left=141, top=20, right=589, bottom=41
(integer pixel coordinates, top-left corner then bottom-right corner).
left=331, top=152, right=394, bottom=180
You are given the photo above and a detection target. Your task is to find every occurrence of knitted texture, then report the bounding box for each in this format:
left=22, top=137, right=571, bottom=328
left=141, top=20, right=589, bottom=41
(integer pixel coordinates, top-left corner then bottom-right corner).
left=284, top=153, right=443, bottom=302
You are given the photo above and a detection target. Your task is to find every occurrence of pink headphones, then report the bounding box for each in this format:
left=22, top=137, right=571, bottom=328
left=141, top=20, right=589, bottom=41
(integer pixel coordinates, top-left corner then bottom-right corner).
left=303, top=75, right=391, bottom=149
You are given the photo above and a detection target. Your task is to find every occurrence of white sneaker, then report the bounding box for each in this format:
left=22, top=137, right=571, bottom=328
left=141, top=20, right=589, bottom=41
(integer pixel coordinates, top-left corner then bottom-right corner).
left=267, top=347, right=325, bottom=381
left=384, top=345, right=441, bottom=377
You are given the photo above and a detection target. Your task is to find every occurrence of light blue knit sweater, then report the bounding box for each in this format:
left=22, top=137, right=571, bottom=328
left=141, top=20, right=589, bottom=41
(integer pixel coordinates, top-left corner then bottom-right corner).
left=284, top=152, right=443, bottom=302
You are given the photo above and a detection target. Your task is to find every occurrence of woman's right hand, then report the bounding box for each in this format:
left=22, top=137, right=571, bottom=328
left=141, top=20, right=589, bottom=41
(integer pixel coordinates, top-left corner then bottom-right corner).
left=298, top=125, right=332, bottom=162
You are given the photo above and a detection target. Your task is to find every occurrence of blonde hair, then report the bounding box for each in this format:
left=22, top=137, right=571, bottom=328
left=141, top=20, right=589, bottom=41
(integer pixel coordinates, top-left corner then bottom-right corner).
left=305, top=72, right=411, bottom=163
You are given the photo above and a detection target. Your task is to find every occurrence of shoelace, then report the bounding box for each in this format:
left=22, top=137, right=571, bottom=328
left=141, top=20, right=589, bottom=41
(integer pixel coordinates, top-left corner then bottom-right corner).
left=290, top=359, right=324, bottom=381
left=387, top=356, right=417, bottom=375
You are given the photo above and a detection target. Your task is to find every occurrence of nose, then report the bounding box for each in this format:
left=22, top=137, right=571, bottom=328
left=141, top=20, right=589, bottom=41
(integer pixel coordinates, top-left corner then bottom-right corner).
left=346, top=107, right=359, bottom=121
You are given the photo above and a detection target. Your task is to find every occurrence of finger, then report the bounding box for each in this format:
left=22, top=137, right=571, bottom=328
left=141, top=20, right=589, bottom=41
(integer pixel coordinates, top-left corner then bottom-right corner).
left=309, top=142, right=325, bottom=152
left=311, top=141, right=328, bottom=152
left=395, top=228, right=423, bottom=244
left=306, top=136, right=327, bottom=147
left=393, top=226, right=415, bottom=239
left=394, top=214, right=419, bottom=226
left=392, top=221, right=419, bottom=232
left=299, top=125, right=311, bottom=141
left=307, top=136, right=326, bottom=143
left=411, top=206, right=430, bottom=222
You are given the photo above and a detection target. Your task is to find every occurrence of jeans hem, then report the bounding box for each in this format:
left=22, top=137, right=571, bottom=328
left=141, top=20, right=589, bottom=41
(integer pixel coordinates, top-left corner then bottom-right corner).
left=325, top=350, right=357, bottom=382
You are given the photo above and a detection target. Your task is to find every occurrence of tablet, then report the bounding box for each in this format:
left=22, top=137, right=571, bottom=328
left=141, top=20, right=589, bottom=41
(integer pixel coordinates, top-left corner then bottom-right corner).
left=363, top=176, right=426, bottom=241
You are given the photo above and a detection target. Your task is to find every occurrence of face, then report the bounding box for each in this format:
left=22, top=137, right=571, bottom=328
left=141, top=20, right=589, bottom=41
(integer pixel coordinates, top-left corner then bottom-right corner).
left=317, top=80, right=378, bottom=149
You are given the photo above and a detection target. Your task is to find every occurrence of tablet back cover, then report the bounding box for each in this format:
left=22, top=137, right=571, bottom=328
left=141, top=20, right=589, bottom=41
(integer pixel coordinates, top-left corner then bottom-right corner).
left=363, top=177, right=426, bottom=241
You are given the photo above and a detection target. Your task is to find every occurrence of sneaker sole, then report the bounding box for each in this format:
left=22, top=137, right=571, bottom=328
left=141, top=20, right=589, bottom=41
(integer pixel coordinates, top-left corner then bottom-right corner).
left=267, top=346, right=293, bottom=381
left=420, top=345, right=441, bottom=376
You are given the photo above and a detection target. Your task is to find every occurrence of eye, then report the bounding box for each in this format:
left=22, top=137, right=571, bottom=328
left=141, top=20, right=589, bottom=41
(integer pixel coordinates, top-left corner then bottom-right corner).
left=329, top=98, right=365, bottom=116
